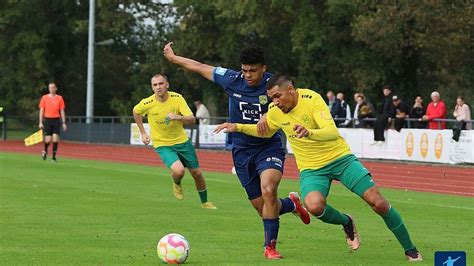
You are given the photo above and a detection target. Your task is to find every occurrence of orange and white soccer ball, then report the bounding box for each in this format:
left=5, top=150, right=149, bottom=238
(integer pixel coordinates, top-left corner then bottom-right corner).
left=157, top=233, right=190, bottom=264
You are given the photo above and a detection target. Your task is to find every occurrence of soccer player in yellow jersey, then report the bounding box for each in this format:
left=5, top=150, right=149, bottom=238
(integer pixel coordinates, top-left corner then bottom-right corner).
left=133, top=74, right=217, bottom=209
left=214, top=74, right=422, bottom=262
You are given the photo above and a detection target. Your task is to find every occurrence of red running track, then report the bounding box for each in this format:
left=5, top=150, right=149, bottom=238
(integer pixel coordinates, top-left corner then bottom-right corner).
left=1, top=141, right=473, bottom=197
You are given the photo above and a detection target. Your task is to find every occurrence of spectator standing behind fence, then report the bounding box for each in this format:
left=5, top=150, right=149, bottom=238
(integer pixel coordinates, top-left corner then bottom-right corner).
left=372, top=86, right=392, bottom=145
left=423, top=91, right=447, bottom=129
left=194, top=100, right=210, bottom=125
left=453, top=96, right=472, bottom=130
left=353, top=92, right=362, bottom=127
left=409, top=96, right=426, bottom=129
left=326, top=90, right=343, bottom=123
left=363, top=93, right=375, bottom=128
left=39, top=82, right=67, bottom=162
left=390, top=96, right=410, bottom=132
left=336, top=93, right=351, bottom=127
left=354, top=94, right=373, bottom=128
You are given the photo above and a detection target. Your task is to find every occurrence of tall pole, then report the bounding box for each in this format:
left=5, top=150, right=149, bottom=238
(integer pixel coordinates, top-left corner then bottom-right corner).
left=86, top=0, right=95, bottom=123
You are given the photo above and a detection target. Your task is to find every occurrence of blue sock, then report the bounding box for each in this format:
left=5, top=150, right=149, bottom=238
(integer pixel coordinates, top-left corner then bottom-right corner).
left=263, top=218, right=279, bottom=247
left=279, top=197, right=295, bottom=215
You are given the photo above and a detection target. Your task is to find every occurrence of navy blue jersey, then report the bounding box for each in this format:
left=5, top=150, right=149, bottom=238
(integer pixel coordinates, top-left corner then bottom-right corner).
left=212, top=67, right=282, bottom=149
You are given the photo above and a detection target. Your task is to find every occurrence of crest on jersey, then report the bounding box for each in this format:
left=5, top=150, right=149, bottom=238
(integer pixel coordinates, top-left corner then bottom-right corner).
left=302, top=114, right=311, bottom=124
left=259, top=95, right=268, bottom=105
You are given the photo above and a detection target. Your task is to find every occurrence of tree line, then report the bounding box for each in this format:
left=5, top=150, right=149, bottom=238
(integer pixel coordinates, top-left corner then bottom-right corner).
left=1, top=0, right=472, bottom=118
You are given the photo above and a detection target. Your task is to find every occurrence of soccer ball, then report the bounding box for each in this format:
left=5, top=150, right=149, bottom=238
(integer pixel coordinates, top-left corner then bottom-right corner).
left=157, top=233, right=190, bottom=264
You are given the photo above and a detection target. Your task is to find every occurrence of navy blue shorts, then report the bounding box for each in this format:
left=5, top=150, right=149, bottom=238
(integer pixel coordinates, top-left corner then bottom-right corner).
left=232, top=142, right=285, bottom=200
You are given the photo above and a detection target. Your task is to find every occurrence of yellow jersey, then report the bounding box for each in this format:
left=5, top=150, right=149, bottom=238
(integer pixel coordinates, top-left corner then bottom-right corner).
left=133, top=92, right=193, bottom=148
left=237, top=89, right=351, bottom=171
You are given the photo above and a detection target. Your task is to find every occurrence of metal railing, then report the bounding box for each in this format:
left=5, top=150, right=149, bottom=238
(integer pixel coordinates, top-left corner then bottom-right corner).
left=2, top=115, right=471, bottom=142
left=332, top=117, right=472, bottom=130
left=65, top=116, right=231, bottom=125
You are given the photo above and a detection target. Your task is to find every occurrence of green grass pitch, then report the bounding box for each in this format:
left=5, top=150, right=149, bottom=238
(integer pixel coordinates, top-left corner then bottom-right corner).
left=1, top=152, right=472, bottom=265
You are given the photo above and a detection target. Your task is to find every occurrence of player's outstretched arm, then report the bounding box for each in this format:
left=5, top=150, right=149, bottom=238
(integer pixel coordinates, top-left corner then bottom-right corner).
left=214, top=122, right=277, bottom=138
left=306, top=121, right=340, bottom=141
left=213, top=122, right=237, bottom=134
left=306, top=103, right=340, bottom=141
left=163, top=42, right=214, bottom=81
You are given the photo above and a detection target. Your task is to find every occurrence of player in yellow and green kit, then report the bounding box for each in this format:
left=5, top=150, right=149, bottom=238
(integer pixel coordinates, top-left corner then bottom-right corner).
left=133, top=74, right=217, bottom=209
left=214, top=74, right=422, bottom=262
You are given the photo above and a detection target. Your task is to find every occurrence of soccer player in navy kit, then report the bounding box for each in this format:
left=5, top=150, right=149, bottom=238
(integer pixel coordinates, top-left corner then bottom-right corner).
left=164, top=42, right=310, bottom=259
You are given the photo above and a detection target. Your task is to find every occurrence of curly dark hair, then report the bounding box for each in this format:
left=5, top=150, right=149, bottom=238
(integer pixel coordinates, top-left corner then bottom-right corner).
left=240, top=46, right=265, bottom=65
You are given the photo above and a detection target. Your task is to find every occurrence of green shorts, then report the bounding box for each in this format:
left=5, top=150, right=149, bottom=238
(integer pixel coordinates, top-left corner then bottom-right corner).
left=300, top=154, right=375, bottom=200
left=154, top=139, right=200, bottom=169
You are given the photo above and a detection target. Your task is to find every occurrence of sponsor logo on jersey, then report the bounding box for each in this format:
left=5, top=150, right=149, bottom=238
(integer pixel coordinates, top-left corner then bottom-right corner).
left=233, top=93, right=242, bottom=98
left=302, top=114, right=311, bottom=124
left=239, top=102, right=262, bottom=122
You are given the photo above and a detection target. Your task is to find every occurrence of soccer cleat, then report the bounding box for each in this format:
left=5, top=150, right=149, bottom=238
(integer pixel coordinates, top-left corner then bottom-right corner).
left=405, top=248, right=423, bottom=262
left=51, top=158, right=57, bottom=162
left=264, top=241, right=282, bottom=260
left=41, top=151, right=47, bottom=160
left=201, top=202, right=217, bottom=209
left=173, top=183, right=184, bottom=200
left=288, top=192, right=311, bottom=225
left=342, top=214, right=361, bottom=251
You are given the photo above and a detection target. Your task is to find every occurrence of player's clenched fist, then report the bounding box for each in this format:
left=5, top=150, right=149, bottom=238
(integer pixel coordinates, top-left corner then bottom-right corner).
left=293, top=124, right=309, bottom=138
left=141, top=133, right=151, bottom=145
left=213, top=122, right=237, bottom=134
left=167, top=112, right=181, bottom=121
left=256, top=113, right=268, bottom=136
left=163, top=42, right=175, bottom=61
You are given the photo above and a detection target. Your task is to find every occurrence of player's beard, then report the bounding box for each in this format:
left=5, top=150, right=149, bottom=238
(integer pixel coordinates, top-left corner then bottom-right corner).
left=279, top=105, right=292, bottom=113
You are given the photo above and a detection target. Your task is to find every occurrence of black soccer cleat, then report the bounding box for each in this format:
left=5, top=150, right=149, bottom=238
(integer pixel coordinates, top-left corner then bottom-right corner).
left=405, top=247, right=423, bottom=262
left=41, top=151, right=47, bottom=160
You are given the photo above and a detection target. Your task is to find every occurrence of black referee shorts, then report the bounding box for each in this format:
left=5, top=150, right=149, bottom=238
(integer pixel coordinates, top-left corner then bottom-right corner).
left=43, top=118, right=61, bottom=135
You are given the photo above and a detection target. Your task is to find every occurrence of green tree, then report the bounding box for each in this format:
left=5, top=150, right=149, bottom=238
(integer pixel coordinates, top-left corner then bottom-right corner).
left=353, top=1, right=473, bottom=110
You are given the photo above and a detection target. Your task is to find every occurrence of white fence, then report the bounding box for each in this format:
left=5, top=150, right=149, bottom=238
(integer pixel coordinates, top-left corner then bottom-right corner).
left=131, top=124, right=474, bottom=164
left=130, top=124, right=225, bottom=148
left=286, top=128, right=473, bottom=164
